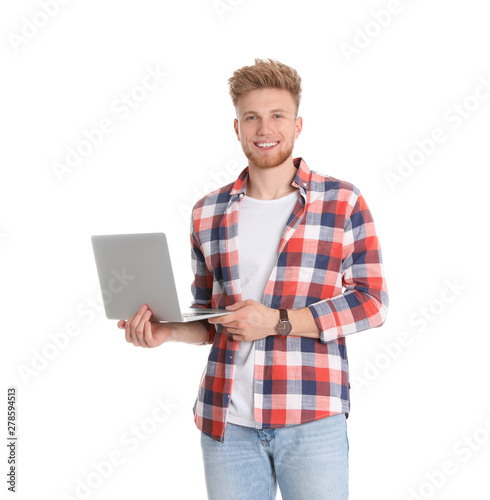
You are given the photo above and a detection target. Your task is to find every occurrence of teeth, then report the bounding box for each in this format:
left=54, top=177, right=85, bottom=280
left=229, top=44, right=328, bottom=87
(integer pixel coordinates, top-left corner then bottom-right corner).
left=256, top=142, right=278, bottom=148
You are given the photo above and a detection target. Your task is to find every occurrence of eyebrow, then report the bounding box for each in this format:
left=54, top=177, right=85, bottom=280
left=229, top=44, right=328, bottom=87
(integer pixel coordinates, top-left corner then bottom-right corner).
left=242, top=108, right=290, bottom=117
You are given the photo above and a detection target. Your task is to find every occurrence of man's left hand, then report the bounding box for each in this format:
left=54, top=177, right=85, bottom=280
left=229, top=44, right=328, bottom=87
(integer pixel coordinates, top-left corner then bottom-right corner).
left=209, top=300, right=279, bottom=341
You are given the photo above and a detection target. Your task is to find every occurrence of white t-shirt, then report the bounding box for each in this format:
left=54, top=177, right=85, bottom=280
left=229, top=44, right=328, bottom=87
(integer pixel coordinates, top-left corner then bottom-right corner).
left=226, top=190, right=299, bottom=427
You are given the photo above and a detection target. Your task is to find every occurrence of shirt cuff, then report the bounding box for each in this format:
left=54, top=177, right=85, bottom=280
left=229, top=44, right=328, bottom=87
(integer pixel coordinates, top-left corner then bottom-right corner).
left=308, top=302, right=340, bottom=343
left=199, top=320, right=216, bottom=345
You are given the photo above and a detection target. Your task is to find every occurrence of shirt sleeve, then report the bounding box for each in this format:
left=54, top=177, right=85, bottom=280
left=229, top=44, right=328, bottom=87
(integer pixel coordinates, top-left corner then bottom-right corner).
left=308, top=189, right=389, bottom=343
left=189, top=218, right=217, bottom=345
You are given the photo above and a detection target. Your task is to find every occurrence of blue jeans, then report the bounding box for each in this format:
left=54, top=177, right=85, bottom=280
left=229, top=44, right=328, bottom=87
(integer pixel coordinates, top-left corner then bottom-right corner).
left=200, top=413, right=349, bottom=500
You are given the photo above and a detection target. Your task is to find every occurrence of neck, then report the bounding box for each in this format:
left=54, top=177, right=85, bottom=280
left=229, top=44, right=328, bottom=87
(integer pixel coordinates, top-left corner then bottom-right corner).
left=246, top=157, right=297, bottom=200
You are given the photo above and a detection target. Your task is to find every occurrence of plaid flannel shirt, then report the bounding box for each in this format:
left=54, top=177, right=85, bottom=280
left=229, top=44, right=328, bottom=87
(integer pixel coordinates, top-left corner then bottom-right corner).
left=190, top=157, right=388, bottom=442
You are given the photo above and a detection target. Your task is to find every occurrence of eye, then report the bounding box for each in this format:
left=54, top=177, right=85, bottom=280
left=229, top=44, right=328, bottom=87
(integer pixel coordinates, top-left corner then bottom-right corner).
left=246, top=116, right=257, bottom=120
left=274, top=114, right=283, bottom=118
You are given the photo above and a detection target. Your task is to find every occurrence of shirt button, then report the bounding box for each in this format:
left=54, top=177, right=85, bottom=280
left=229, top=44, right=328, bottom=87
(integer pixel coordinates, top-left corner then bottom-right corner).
left=239, top=193, right=244, bottom=198
left=303, top=182, right=307, bottom=187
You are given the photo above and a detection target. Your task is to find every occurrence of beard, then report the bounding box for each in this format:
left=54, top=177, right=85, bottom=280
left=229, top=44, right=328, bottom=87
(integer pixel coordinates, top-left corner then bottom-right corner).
left=242, top=139, right=294, bottom=170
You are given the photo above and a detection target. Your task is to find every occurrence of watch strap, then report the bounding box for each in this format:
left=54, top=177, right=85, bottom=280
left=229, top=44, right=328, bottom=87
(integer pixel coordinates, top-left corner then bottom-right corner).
left=276, top=309, right=292, bottom=336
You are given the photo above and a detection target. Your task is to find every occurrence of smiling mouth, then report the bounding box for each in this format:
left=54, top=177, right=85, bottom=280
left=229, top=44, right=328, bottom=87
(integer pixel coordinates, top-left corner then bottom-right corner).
left=254, top=141, right=279, bottom=149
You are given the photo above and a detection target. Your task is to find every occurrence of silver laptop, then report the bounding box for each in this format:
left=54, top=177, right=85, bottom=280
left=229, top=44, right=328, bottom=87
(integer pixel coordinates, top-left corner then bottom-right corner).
left=91, top=232, right=230, bottom=322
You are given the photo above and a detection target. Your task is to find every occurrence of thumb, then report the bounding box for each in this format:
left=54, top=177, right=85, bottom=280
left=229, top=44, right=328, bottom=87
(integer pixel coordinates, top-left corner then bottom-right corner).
left=225, top=301, right=245, bottom=311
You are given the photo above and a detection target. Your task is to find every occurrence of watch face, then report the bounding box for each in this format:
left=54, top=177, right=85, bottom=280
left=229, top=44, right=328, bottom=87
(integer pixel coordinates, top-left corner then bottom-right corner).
left=277, top=321, right=292, bottom=336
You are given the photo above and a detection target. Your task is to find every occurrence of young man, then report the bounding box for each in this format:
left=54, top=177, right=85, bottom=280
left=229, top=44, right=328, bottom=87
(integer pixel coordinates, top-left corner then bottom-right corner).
left=119, top=59, right=388, bottom=499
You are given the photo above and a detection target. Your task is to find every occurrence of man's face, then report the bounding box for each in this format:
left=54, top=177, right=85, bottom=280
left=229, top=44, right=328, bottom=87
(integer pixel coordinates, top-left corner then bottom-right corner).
left=234, top=88, right=302, bottom=170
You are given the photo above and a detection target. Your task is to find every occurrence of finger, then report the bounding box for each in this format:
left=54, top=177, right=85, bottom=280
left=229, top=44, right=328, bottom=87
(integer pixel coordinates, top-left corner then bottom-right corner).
left=133, top=309, right=151, bottom=347
left=130, top=305, right=149, bottom=346
left=225, top=301, right=247, bottom=311
left=228, top=331, right=243, bottom=341
left=209, top=313, right=236, bottom=326
left=225, top=327, right=234, bottom=341
left=118, top=319, right=126, bottom=329
left=125, top=313, right=136, bottom=344
left=225, top=325, right=238, bottom=337
left=144, top=320, right=153, bottom=347
left=141, top=310, right=153, bottom=346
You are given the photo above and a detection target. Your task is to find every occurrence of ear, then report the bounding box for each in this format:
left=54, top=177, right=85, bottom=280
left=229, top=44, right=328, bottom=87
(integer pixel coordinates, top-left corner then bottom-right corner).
left=234, top=118, right=240, bottom=141
left=294, top=116, right=303, bottom=139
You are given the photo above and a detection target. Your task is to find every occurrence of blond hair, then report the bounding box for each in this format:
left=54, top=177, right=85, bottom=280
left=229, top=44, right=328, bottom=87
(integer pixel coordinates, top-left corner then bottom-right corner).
left=228, top=58, right=302, bottom=114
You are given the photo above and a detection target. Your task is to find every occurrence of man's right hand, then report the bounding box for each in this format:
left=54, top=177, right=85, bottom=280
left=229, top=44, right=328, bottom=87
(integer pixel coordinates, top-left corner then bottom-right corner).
left=118, top=304, right=172, bottom=348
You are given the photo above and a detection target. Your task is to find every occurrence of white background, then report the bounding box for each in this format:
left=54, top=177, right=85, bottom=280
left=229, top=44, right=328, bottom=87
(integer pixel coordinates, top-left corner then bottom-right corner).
left=2, top=1, right=490, bottom=499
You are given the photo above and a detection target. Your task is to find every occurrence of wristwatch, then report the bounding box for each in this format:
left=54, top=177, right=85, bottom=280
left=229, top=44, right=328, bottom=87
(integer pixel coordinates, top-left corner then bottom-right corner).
left=275, top=309, right=292, bottom=336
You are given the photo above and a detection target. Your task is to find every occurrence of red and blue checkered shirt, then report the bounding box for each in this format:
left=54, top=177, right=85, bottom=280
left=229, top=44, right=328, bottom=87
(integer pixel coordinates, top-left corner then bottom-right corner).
left=190, top=157, right=388, bottom=442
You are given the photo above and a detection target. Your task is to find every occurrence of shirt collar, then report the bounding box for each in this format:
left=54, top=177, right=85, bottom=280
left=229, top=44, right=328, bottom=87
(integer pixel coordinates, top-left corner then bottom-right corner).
left=230, top=157, right=311, bottom=201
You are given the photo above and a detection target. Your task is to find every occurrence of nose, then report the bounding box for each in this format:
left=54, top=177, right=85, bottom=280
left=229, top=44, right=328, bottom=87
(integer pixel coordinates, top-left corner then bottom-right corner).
left=256, top=117, right=274, bottom=136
